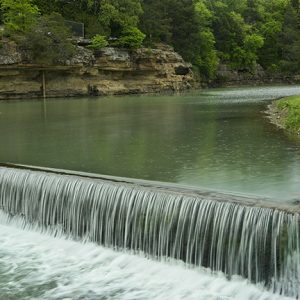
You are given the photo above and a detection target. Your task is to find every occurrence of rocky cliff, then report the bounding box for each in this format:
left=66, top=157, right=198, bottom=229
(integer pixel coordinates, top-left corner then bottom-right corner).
left=0, top=42, right=195, bottom=99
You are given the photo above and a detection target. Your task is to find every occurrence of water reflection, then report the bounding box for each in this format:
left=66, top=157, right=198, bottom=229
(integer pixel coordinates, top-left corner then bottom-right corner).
left=1, top=86, right=300, bottom=200
left=41, top=98, right=47, bottom=122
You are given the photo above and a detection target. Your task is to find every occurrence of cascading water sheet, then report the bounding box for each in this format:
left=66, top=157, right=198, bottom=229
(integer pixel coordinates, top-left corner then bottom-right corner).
left=0, top=166, right=299, bottom=298
left=0, top=215, right=294, bottom=300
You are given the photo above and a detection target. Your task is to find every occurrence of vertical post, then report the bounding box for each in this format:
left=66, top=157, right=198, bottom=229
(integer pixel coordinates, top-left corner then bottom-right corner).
left=42, top=70, right=46, bottom=100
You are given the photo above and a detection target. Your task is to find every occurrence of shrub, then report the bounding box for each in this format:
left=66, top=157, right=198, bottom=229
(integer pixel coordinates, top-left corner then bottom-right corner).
left=114, top=27, right=145, bottom=49
left=88, top=34, right=108, bottom=50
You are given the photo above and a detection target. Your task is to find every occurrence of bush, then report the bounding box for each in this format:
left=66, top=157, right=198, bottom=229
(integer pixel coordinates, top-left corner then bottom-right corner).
left=114, top=27, right=145, bottom=49
left=20, top=13, right=75, bottom=65
left=88, top=34, right=108, bottom=50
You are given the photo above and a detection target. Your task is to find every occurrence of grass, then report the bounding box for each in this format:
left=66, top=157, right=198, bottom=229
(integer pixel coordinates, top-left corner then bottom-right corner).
left=276, top=95, right=300, bottom=133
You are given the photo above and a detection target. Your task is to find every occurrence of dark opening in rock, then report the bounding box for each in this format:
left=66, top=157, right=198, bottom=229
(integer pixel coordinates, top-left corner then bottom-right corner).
left=175, top=66, right=190, bottom=75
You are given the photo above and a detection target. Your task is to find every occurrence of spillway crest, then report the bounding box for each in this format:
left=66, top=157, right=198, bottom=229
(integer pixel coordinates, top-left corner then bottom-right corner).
left=0, top=167, right=299, bottom=298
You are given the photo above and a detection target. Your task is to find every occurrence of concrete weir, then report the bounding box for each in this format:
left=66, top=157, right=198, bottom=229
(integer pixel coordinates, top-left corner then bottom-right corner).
left=0, top=162, right=299, bottom=214
left=0, top=163, right=299, bottom=297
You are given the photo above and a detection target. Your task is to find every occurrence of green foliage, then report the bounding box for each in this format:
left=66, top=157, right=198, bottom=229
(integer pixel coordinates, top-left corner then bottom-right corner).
left=277, top=1, right=300, bottom=72
left=230, top=33, right=264, bottom=69
left=114, top=27, right=145, bottom=48
left=0, top=30, right=3, bottom=48
left=285, top=111, right=300, bottom=129
left=253, top=0, right=289, bottom=69
left=140, top=0, right=171, bottom=45
left=99, top=0, right=143, bottom=37
left=244, top=34, right=264, bottom=52
left=20, top=13, right=75, bottom=65
left=32, top=0, right=59, bottom=15
left=88, top=34, right=108, bottom=49
left=276, top=96, right=300, bottom=132
left=194, top=0, right=219, bottom=78
left=2, top=0, right=300, bottom=79
left=0, top=8, right=3, bottom=25
left=166, top=0, right=201, bottom=62
left=32, top=0, right=106, bottom=38
left=1, top=0, right=39, bottom=35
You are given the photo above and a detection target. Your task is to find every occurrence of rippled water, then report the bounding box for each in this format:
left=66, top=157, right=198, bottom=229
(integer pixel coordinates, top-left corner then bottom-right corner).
left=0, top=214, right=294, bottom=300
left=1, top=86, right=300, bottom=200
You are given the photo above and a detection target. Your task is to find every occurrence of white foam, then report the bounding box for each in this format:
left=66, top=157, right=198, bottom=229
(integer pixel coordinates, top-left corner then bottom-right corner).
left=0, top=221, right=293, bottom=300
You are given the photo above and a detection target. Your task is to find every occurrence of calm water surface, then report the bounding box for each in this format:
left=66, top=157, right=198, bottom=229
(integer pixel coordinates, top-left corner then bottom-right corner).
left=1, top=85, right=300, bottom=200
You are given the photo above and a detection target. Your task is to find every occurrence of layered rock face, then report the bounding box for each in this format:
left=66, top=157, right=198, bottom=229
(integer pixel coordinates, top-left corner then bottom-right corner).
left=0, top=42, right=195, bottom=100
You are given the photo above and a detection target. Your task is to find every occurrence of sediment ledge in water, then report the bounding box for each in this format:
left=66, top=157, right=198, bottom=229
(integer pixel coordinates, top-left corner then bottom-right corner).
left=266, top=102, right=288, bottom=130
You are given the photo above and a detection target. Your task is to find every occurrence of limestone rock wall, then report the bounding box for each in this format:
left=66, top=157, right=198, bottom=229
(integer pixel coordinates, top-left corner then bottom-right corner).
left=0, top=43, right=195, bottom=100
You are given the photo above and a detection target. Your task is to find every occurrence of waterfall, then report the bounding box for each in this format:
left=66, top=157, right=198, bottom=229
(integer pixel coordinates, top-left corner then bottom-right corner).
left=0, top=166, right=299, bottom=298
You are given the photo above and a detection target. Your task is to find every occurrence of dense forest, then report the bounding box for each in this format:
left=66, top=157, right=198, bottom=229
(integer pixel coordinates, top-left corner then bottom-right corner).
left=1, top=0, right=300, bottom=79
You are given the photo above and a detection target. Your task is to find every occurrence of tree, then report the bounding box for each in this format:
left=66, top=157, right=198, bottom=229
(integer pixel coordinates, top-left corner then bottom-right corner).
left=210, top=0, right=265, bottom=70
left=140, top=0, right=172, bottom=45
left=231, top=33, right=264, bottom=69
left=0, top=8, right=3, bottom=25
left=99, top=0, right=143, bottom=37
left=193, top=0, right=218, bottom=78
left=33, top=0, right=106, bottom=37
left=20, top=13, right=75, bottom=65
left=165, top=0, right=201, bottom=63
left=1, top=0, right=39, bottom=34
left=32, top=0, right=59, bottom=15
left=243, top=0, right=288, bottom=71
left=278, top=0, right=300, bottom=72
left=244, top=0, right=264, bottom=24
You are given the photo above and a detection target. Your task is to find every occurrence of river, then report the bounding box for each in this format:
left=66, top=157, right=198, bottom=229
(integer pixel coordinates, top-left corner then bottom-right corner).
left=1, top=86, right=300, bottom=299
left=1, top=86, right=300, bottom=200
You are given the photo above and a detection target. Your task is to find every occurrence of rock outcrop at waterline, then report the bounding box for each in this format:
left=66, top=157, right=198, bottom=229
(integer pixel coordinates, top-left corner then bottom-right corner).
left=213, top=63, right=300, bottom=86
left=0, top=42, right=195, bottom=99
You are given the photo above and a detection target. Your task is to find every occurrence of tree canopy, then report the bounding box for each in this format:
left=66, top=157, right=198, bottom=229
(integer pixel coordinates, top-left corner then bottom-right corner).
left=1, top=0, right=39, bottom=34
left=1, top=0, right=300, bottom=78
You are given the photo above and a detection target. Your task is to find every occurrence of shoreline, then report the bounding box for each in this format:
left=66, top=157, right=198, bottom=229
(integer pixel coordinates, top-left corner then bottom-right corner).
left=0, top=46, right=195, bottom=100
left=265, top=101, right=287, bottom=130
left=0, top=80, right=299, bottom=101
left=265, top=96, right=300, bottom=137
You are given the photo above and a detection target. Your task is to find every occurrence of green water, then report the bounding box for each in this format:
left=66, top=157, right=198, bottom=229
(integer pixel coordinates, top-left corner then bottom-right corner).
left=1, top=86, right=300, bottom=201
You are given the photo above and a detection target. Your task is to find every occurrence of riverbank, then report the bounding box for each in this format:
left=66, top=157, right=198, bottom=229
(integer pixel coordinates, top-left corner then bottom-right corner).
left=0, top=41, right=195, bottom=100
left=266, top=95, right=300, bottom=136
